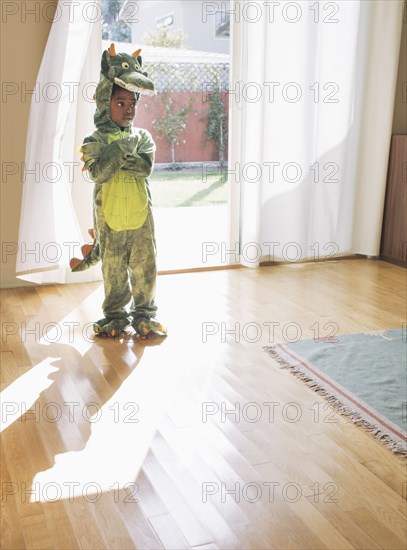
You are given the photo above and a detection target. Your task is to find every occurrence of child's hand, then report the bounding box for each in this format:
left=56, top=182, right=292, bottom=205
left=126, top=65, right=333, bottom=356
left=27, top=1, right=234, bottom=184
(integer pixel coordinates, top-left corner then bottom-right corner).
left=117, top=136, right=139, bottom=156
left=80, top=141, right=104, bottom=170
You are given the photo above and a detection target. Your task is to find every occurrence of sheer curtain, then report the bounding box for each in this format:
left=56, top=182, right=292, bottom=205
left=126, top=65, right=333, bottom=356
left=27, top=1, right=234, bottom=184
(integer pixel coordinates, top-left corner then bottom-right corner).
left=16, top=0, right=101, bottom=283
left=228, top=0, right=403, bottom=267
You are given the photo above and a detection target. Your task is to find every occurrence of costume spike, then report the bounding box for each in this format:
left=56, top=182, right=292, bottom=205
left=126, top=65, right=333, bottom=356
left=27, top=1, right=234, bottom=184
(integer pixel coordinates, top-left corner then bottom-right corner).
left=132, top=48, right=142, bottom=58
left=109, top=43, right=116, bottom=56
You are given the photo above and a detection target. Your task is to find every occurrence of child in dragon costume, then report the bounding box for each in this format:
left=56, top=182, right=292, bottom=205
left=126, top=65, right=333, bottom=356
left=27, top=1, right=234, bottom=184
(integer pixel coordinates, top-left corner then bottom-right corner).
left=70, top=43, right=166, bottom=339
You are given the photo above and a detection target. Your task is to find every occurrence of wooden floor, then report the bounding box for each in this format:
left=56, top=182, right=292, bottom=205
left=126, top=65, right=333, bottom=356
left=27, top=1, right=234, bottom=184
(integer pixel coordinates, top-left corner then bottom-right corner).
left=0, top=259, right=406, bottom=549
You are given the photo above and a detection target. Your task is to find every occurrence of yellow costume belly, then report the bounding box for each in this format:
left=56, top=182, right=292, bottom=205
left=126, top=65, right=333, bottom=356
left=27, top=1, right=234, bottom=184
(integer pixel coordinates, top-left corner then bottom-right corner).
left=102, top=171, right=148, bottom=231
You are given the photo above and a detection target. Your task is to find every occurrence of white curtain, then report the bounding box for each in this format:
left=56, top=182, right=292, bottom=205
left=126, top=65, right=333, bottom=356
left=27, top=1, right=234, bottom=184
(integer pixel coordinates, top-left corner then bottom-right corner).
left=16, top=0, right=101, bottom=283
left=228, top=0, right=404, bottom=266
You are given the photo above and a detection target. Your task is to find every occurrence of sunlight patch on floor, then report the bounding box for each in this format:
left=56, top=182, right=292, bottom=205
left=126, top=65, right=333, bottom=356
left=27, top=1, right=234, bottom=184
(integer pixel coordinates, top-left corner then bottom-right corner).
left=0, top=358, right=60, bottom=432
left=38, top=285, right=105, bottom=357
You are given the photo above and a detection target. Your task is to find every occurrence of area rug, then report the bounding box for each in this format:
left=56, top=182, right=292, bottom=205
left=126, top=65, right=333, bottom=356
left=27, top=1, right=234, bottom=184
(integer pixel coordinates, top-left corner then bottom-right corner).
left=264, top=329, right=407, bottom=456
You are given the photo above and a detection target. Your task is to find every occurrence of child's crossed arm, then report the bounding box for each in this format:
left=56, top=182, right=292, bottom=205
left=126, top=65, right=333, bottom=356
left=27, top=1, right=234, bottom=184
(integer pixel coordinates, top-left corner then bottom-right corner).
left=81, top=130, right=155, bottom=184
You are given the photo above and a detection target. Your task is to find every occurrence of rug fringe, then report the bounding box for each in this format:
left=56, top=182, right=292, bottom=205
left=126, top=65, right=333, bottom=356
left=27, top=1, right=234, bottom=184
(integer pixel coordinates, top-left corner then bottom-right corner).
left=263, top=345, right=407, bottom=459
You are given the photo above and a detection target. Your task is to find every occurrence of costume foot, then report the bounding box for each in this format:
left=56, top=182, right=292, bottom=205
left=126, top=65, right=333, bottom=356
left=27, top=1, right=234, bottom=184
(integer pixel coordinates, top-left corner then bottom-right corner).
left=132, top=318, right=167, bottom=339
left=70, top=228, right=101, bottom=272
left=93, top=317, right=131, bottom=338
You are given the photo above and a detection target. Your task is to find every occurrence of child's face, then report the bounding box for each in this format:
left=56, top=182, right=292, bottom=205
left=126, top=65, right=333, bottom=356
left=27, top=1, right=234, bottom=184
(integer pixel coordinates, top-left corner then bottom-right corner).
left=110, top=87, right=138, bottom=128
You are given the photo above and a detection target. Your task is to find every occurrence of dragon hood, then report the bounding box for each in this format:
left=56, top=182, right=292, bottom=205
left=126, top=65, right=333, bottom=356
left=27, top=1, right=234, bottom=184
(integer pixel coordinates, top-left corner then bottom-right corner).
left=94, top=43, right=156, bottom=133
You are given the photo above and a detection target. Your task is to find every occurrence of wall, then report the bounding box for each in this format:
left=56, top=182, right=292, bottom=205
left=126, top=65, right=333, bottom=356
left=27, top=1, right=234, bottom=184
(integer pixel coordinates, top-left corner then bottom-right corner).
left=132, top=0, right=229, bottom=54
left=1, top=0, right=58, bottom=287
left=392, top=5, right=407, bottom=134
left=182, top=1, right=229, bottom=55
left=136, top=91, right=229, bottom=163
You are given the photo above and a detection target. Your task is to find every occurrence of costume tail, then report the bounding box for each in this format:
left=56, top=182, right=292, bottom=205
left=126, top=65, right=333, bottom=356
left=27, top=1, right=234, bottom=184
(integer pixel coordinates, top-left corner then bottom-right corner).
left=70, top=228, right=101, bottom=272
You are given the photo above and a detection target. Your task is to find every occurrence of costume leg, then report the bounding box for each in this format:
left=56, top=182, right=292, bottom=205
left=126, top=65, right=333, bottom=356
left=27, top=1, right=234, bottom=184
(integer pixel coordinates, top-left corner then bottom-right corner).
left=128, top=212, right=167, bottom=338
left=128, top=211, right=158, bottom=320
left=93, top=214, right=132, bottom=336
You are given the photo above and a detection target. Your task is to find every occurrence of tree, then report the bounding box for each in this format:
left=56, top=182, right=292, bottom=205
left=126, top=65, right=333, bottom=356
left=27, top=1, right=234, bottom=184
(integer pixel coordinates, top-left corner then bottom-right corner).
left=143, top=27, right=188, bottom=49
left=204, top=80, right=228, bottom=164
left=101, top=0, right=131, bottom=43
left=153, top=95, right=191, bottom=168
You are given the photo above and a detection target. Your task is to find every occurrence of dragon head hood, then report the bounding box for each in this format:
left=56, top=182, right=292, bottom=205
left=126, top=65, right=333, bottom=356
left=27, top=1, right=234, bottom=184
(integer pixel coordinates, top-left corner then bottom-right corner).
left=94, top=43, right=156, bottom=133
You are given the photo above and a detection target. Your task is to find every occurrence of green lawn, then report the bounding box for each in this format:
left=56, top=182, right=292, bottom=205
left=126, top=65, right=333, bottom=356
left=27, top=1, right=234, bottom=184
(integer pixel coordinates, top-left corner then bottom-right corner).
left=149, top=167, right=228, bottom=208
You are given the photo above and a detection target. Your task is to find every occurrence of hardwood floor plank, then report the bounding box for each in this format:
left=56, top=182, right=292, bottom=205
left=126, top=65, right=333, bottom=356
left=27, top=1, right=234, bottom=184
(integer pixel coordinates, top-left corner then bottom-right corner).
left=114, top=491, right=165, bottom=550
left=142, top=450, right=214, bottom=547
left=348, top=507, right=407, bottom=550
left=19, top=514, right=53, bottom=550
left=133, top=468, right=169, bottom=519
left=0, top=351, right=20, bottom=389
left=360, top=458, right=406, bottom=496
left=307, top=498, right=381, bottom=549
left=84, top=494, right=136, bottom=550
left=191, top=544, right=219, bottom=550
left=306, top=437, right=406, bottom=541
left=149, top=428, right=245, bottom=549
left=17, top=418, right=80, bottom=550
left=158, top=418, right=316, bottom=549
left=61, top=499, right=108, bottom=550
left=149, top=513, right=191, bottom=550
left=156, top=417, right=276, bottom=549
left=0, top=446, right=26, bottom=550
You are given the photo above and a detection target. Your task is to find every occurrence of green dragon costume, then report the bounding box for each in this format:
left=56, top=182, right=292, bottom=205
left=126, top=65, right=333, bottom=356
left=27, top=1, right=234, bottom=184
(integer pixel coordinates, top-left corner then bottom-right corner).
left=70, top=43, right=166, bottom=339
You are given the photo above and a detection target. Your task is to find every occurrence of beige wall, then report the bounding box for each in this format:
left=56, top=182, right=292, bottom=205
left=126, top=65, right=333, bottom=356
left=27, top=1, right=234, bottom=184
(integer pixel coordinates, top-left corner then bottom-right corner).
left=1, top=0, right=58, bottom=287
left=392, top=4, right=407, bottom=134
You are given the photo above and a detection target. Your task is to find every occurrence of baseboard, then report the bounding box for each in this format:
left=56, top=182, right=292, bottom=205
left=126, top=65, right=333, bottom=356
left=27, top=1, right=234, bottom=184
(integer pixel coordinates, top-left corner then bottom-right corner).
left=379, top=255, right=407, bottom=268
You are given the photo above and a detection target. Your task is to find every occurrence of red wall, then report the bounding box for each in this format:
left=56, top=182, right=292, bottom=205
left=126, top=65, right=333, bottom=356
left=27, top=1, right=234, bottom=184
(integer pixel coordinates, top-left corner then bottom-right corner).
left=136, top=91, right=228, bottom=164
